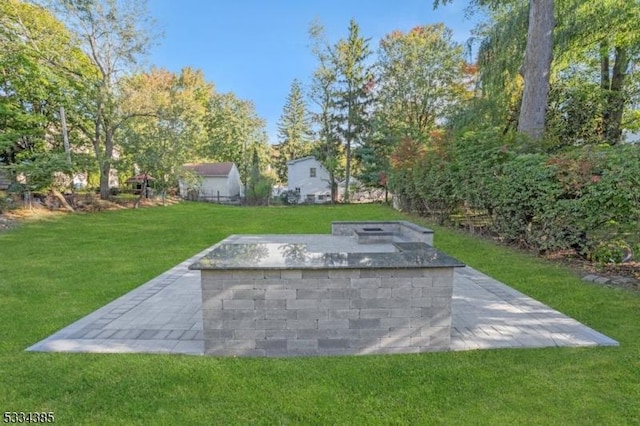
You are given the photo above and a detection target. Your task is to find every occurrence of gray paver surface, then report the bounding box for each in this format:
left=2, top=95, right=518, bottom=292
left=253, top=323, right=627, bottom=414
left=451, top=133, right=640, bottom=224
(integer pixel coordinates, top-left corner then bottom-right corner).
left=27, top=246, right=618, bottom=355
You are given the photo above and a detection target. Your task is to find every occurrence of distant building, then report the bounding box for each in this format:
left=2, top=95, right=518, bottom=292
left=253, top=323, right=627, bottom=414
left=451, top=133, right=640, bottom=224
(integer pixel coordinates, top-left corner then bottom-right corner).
left=179, top=162, right=243, bottom=203
left=286, top=156, right=332, bottom=203
left=0, top=170, right=10, bottom=191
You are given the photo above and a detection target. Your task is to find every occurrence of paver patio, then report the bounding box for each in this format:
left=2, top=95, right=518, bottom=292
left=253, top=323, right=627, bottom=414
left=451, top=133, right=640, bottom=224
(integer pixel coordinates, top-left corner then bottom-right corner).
left=27, top=246, right=618, bottom=355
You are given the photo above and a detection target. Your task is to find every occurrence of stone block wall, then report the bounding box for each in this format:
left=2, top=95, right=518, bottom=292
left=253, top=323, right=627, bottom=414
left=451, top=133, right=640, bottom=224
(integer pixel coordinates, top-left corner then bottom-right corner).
left=201, top=267, right=453, bottom=357
left=331, top=221, right=434, bottom=245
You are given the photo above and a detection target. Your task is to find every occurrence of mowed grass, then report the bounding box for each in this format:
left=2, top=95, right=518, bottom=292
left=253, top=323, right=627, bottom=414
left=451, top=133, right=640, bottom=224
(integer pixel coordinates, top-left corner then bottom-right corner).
left=0, top=202, right=638, bottom=424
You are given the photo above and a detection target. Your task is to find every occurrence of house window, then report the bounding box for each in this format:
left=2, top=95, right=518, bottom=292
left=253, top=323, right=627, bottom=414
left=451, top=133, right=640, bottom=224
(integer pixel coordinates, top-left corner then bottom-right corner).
left=310, top=167, right=316, bottom=178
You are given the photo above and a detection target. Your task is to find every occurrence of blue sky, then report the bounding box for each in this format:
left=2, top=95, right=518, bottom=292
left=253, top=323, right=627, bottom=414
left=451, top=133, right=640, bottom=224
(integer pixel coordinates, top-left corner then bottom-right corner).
left=146, top=0, right=479, bottom=144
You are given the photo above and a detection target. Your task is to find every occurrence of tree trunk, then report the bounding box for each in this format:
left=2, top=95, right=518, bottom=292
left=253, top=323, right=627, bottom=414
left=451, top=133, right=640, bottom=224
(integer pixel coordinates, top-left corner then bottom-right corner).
left=51, top=188, right=74, bottom=212
left=99, top=161, right=111, bottom=199
left=603, top=46, right=629, bottom=145
left=517, top=0, right=555, bottom=141
left=344, top=138, right=351, bottom=202
left=99, top=125, right=115, bottom=199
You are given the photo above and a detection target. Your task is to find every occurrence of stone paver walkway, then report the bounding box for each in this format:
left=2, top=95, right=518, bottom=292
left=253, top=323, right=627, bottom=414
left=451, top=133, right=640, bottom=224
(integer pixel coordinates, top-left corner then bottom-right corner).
left=27, top=247, right=618, bottom=355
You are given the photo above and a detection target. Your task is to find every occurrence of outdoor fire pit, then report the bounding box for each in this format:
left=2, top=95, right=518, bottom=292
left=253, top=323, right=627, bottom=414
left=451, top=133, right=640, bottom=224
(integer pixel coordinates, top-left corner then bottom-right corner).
left=189, top=221, right=464, bottom=357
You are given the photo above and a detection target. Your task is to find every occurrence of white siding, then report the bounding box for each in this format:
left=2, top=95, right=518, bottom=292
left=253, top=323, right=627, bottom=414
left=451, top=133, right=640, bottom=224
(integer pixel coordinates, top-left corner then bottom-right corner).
left=287, top=157, right=331, bottom=203
left=178, top=163, right=243, bottom=200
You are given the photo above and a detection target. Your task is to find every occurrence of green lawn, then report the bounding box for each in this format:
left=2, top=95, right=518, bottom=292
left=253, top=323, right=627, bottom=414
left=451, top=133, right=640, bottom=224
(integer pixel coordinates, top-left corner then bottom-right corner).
left=0, top=203, right=638, bottom=424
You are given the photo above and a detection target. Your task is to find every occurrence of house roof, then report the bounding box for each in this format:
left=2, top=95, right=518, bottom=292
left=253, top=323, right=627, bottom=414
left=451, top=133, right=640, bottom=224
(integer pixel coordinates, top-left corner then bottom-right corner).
left=286, top=156, right=319, bottom=166
left=183, top=162, right=235, bottom=177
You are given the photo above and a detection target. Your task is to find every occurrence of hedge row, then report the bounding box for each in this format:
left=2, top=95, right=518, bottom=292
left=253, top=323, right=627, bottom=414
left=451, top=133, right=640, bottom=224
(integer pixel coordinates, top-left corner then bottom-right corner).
left=390, top=130, right=640, bottom=263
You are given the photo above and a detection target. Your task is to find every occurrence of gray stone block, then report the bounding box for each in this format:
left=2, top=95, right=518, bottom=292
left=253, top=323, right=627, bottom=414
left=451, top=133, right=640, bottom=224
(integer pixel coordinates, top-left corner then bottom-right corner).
left=286, top=299, right=319, bottom=310
left=296, top=289, right=324, bottom=299
left=287, top=339, right=318, bottom=351
left=359, top=269, right=395, bottom=278
left=265, top=309, right=297, bottom=320
left=382, top=298, right=415, bottom=309
left=349, top=318, right=381, bottom=329
left=296, top=309, right=328, bottom=320
left=204, top=329, right=234, bottom=340
left=255, top=319, right=286, bottom=330
left=357, top=329, right=389, bottom=339
left=379, top=335, right=412, bottom=348
left=233, top=289, right=265, bottom=300
left=318, top=338, right=349, bottom=349
left=203, top=319, right=223, bottom=329
left=316, top=278, right=350, bottom=289
left=221, top=280, right=254, bottom=290
left=223, top=319, right=255, bottom=329
left=409, top=277, right=434, bottom=287
left=232, top=270, right=265, bottom=279
left=329, top=270, right=361, bottom=279
left=319, top=299, right=350, bottom=310
left=391, top=269, right=423, bottom=278
left=265, top=330, right=297, bottom=340
left=222, top=299, right=254, bottom=310
left=264, top=270, right=281, bottom=279
left=318, top=319, right=349, bottom=329
left=350, top=277, right=383, bottom=288
left=256, top=299, right=287, bottom=310
left=295, top=329, right=329, bottom=340
left=359, top=309, right=392, bottom=319
left=281, top=270, right=303, bottom=279
left=234, top=329, right=266, bottom=340
left=391, top=287, right=423, bottom=298
left=302, top=270, right=329, bottom=279
left=390, top=308, right=423, bottom=318
left=410, top=298, right=432, bottom=308
left=230, top=309, right=259, bottom=321
left=264, top=289, right=296, bottom=300
left=256, top=339, right=287, bottom=350
left=328, top=309, right=359, bottom=320
left=202, top=298, right=223, bottom=310
left=381, top=317, right=411, bottom=329
left=286, top=319, right=318, bottom=330
left=360, top=288, right=392, bottom=299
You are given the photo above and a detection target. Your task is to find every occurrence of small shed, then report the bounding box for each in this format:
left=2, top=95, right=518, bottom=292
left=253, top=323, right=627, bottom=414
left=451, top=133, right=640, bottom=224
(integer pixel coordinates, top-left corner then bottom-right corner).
left=125, top=174, right=154, bottom=195
left=179, top=162, right=243, bottom=203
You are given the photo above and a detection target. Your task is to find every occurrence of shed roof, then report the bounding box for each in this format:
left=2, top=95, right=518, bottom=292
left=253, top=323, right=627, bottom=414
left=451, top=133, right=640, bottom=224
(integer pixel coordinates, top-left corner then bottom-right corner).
left=125, top=174, right=154, bottom=184
left=184, top=162, right=235, bottom=177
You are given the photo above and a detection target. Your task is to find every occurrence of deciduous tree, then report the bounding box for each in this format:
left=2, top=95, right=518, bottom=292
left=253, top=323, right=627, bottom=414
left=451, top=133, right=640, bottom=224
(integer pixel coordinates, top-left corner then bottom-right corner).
left=376, top=24, right=468, bottom=142
left=0, top=0, right=94, bottom=194
left=50, top=0, right=156, bottom=199
left=120, top=67, right=212, bottom=204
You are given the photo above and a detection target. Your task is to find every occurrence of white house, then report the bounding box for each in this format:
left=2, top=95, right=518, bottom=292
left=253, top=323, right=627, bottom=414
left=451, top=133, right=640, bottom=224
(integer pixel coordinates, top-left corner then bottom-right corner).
left=179, top=162, right=243, bottom=202
left=286, top=156, right=332, bottom=203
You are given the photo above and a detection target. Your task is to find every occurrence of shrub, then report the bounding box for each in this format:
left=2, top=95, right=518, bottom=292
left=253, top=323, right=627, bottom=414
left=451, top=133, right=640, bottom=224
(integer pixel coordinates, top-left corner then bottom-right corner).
left=389, top=131, right=640, bottom=260
left=591, top=240, right=633, bottom=264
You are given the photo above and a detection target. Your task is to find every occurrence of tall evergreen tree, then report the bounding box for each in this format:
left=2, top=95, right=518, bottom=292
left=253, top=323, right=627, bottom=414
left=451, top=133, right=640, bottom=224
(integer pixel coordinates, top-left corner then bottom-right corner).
left=275, top=79, right=312, bottom=183
left=333, top=19, right=373, bottom=201
left=308, top=20, right=342, bottom=202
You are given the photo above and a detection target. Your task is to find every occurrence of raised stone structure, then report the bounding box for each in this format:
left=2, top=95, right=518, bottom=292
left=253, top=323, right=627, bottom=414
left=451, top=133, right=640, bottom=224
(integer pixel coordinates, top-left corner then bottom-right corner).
left=190, top=221, right=463, bottom=357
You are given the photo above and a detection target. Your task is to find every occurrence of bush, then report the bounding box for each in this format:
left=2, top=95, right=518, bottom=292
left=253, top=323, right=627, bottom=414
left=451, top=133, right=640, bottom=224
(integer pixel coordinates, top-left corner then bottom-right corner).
left=591, top=240, right=633, bottom=264
left=389, top=131, right=640, bottom=260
